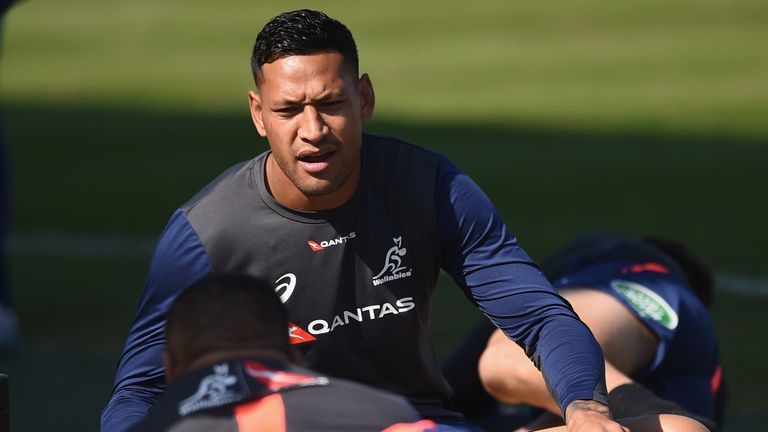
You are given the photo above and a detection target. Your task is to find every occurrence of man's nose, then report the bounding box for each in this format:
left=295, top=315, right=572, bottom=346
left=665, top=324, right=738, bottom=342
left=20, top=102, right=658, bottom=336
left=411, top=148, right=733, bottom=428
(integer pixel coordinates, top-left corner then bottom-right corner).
left=297, top=105, right=328, bottom=143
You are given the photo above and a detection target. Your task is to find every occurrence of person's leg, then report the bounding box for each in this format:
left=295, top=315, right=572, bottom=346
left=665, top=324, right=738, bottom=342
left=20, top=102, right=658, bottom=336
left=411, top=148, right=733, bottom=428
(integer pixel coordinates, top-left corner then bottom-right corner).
left=478, top=288, right=657, bottom=410
left=478, top=327, right=560, bottom=413
left=478, top=288, right=718, bottom=431
left=560, top=288, right=657, bottom=375
left=536, top=414, right=710, bottom=432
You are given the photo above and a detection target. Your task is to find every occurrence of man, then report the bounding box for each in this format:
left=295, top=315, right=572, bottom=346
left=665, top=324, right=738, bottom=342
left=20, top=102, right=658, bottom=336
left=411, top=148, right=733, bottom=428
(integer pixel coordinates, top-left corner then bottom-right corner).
left=128, top=273, right=438, bottom=431
left=103, top=10, right=622, bottom=432
left=475, top=234, right=725, bottom=431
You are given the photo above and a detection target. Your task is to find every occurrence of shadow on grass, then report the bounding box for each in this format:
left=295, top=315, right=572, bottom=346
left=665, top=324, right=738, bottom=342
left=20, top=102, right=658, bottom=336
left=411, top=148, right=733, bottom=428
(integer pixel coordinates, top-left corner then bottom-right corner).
left=5, top=102, right=766, bottom=269
left=1, top=102, right=766, bottom=431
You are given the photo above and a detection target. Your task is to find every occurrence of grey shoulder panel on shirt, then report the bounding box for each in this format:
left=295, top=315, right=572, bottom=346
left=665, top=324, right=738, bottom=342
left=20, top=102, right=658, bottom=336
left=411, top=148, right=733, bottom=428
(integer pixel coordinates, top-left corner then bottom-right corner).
left=181, top=158, right=258, bottom=214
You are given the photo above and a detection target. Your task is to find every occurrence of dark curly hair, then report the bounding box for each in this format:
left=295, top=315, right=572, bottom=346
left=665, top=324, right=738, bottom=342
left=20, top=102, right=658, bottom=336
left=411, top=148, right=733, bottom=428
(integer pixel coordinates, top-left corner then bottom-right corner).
left=165, top=274, right=289, bottom=369
left=251, top=9, right=359, bottom=85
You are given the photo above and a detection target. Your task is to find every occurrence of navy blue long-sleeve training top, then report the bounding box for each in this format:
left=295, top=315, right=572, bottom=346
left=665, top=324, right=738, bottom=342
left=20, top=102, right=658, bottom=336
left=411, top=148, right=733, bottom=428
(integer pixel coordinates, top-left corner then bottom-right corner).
left=102, top=135, right=606, bottom=432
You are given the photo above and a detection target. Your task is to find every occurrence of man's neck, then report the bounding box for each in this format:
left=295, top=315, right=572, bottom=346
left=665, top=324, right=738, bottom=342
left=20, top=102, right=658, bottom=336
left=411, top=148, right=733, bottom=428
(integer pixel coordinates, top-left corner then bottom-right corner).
left=264, top=153, right=360, bottom=211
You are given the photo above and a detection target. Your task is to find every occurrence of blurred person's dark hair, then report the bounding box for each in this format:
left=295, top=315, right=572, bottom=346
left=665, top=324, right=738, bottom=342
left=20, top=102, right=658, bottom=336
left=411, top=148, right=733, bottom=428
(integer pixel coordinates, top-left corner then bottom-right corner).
left=251, top=9, right=359, bottom=85
left=165, top=273, right=289, bottom=372
left=643, top=236, right=715, bottom=308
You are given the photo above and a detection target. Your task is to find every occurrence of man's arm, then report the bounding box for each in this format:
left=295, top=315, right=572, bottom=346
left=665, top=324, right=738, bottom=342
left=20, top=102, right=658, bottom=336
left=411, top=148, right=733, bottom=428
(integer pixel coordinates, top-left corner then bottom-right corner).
left=101, top=209, right=211, bottom=432
left=434, top=156, right=614, bottom=425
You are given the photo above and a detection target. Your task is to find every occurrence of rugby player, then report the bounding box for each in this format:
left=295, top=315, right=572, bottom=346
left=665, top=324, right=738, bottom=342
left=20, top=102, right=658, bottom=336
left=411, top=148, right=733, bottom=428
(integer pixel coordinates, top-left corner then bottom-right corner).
left=128, top=273, right=438, bottom=431
left=103, top=10, right=626, bottom=432
left=473, top=234, right=725, bottom=431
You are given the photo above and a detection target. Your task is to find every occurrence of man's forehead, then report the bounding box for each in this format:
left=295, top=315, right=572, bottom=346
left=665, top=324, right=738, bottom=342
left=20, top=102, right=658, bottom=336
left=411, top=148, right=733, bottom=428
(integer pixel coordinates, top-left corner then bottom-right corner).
left=258, top=52, right=355, bottom=95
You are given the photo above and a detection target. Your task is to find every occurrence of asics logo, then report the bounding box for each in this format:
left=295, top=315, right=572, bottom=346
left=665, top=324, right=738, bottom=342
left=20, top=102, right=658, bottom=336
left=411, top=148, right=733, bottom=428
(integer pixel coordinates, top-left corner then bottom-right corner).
left=275, top=273, right=296, bottom=303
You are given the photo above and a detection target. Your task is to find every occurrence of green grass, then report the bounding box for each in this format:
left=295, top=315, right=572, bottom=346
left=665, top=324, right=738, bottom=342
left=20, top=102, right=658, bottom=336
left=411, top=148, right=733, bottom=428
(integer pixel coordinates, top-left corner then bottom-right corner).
left=711, top=294, right=768, bottom=421
left=1, top=0, right=767, bottom=430
left=3, top=0, right=768, bottom=135
left=6, top=255, right=147, bottom=349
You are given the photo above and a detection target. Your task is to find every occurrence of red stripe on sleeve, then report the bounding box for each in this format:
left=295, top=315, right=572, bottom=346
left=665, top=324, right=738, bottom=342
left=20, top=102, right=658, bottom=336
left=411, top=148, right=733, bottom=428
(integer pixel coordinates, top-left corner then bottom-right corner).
left=710, top=364, right=723, bottom=394
left=381, top=419, right=438, bottom=432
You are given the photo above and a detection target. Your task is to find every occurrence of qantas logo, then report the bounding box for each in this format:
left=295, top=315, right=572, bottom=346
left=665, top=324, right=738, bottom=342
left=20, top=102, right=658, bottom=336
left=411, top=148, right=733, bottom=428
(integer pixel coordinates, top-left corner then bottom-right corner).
left=274, top=273, right=296, bottom=303
left=307, top=232, right=356, bottom=252
left=307, top=241, right=324, bottom=251
left=372, top=236, right=413, bottom=286
left=307, top=297, right=416, bottom=335
left=288, top=322, right=316, bottom=345
left=285, top=298, right=417, bottom=342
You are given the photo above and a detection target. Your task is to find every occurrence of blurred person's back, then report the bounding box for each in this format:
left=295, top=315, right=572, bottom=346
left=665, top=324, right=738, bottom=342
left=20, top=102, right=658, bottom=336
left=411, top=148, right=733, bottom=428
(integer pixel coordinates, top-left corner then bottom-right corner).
left=127, top=273, right=437, bottom=432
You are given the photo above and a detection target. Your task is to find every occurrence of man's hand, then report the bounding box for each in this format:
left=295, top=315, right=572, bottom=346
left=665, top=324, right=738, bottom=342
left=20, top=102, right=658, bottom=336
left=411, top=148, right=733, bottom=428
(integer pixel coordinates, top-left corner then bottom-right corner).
left=564, top=400, right=628, bottom=432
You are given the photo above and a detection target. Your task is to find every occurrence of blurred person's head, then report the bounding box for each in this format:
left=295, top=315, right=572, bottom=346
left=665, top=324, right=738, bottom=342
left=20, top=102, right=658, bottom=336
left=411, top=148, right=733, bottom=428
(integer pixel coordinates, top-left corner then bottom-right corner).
left=540, top=233, right=715, bottom=309
left=643, top=236, right=715, bottom=308
left=163, top=273, right=290, bottom=383
left=247, top=9, right=375, bottom=211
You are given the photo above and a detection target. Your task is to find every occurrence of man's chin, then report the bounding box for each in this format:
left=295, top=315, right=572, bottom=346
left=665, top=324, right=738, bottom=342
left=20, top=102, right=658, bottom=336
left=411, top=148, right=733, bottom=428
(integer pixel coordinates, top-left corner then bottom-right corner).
left=295, top=180, right=341, bottom=197
left=290, top=167, right=357, bottom=202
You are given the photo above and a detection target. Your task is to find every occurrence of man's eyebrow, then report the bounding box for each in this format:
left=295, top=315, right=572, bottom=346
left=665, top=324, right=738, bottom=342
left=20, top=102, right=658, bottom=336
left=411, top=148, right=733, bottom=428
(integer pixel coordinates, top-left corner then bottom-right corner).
left=272, top=91, right=345, bottom=107
left=271, top=96, right=304, bottom=107
left=317, top=91, right=345, bottom=101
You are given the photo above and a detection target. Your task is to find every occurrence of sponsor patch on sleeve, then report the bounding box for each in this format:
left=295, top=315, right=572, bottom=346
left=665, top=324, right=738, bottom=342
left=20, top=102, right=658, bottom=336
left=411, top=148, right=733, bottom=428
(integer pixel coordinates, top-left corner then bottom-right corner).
left=610, top=280, right=678, bottom=330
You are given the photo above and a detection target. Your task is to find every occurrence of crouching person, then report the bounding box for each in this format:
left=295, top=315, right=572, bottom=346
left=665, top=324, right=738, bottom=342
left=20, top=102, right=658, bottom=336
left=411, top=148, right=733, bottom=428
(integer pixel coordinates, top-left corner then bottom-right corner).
left=129, top=273, right=439, bottom=432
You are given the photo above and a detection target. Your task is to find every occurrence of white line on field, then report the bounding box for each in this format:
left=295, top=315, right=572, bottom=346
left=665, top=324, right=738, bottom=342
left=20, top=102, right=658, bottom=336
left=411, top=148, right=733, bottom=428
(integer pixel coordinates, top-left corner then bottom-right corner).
left=715, top=274, right=768, bottom=298
left=6, top=233, right=768, bottom=297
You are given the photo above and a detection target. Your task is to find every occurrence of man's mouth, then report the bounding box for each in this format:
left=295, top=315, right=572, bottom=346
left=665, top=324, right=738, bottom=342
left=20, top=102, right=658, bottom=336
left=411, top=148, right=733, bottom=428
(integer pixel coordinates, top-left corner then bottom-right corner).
left=297, top=149, right=336, bottom=172
left=298, top=151, right=334, bottom=163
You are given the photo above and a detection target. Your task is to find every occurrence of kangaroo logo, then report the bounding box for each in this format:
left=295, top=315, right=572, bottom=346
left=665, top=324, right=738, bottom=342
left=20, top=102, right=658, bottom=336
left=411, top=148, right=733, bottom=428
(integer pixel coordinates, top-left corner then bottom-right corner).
left=372, top=237, right=413, bottom=286
left=373, top=237, right=408, bottom=279
left=178, top=363, right=244, bottom=416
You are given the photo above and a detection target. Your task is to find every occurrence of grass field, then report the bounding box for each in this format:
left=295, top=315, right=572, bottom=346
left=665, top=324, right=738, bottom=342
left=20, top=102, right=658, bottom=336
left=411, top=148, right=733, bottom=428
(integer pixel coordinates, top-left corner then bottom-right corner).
left=1, top=0, right=767, bottom=430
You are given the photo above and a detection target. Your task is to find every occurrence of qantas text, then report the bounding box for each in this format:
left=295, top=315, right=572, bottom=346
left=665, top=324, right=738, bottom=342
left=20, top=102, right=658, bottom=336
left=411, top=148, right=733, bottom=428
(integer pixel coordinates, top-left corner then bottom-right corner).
left=307, top=297, right=416, bottom=335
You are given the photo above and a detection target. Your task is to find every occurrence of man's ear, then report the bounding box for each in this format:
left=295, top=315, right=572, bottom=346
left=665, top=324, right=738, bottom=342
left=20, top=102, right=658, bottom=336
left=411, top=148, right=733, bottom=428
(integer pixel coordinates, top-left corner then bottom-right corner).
left=248, top=90, right=268, bottom=137
left=163, top=352, right=176, bottom=385
left=357, top=73, right=376, bottom=122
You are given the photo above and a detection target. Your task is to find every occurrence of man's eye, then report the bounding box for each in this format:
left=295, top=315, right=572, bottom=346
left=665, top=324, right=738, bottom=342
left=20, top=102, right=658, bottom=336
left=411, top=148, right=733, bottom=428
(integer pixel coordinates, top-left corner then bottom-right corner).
left=275, top=107, right=300, bottom=115
left=321, top=101, right=343, bottom=109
